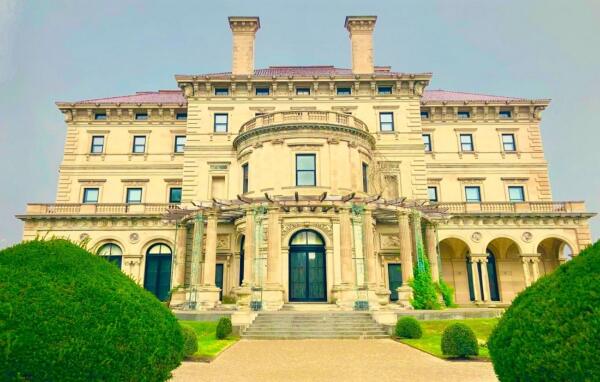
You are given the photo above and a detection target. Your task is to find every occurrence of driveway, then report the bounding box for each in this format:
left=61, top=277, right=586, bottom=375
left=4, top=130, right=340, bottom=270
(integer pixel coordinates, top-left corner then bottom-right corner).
left=172, top=339, right=497, bottom=382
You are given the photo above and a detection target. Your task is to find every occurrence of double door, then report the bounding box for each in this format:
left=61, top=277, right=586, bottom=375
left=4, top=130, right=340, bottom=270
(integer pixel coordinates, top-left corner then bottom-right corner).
left=289, top=247, right=326, bottom=302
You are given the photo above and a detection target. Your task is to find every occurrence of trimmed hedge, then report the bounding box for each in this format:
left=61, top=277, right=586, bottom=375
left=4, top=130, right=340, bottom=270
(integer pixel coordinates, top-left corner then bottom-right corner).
left=441, top=323, right=478, bottom=358
left=0, top=239, right=184, bottom=381
left=395, top=317, right=423, bottom=339
left=488, top=241, right=600, bottom=381
left=216, top=317, right=233, bottom=339
left=181, top=325, right=198, bottom=357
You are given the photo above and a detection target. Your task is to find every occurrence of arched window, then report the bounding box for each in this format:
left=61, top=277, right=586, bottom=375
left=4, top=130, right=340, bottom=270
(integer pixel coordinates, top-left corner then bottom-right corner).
left=290, top=230, right=324, bottom=246
left=144, top=243, right=173, bottom=301
left=97, top=243, right=123, bottom=269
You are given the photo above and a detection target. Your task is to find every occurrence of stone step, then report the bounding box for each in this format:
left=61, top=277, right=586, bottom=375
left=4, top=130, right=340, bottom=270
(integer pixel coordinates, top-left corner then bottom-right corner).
left=249, top=324, right=383, bottom=329
left=243, top=334, right=390, bottom=340
left=245, top=330, right=387, bottom=335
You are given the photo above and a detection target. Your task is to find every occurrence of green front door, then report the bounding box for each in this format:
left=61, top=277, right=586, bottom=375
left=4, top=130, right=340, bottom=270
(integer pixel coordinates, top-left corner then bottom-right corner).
left=289, top=248, right=326, bottom=302
left=144, top=254, right=172, bottom=301
left=215, top=264, right=224, bottom=301
left=388, top=263, right=402, bottom=301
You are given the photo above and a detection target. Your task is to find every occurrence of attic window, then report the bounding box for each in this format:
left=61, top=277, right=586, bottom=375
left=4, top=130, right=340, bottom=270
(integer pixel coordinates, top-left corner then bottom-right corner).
left=336, top=87, right=352, bottom=96
left=255, top=87, right=270, bottom=96
left=420, top=111, right=430, bottom=119
left=135, top=113, right=148, bottom=120
left=94, top=113, right=107, bottom=120
left=296, top=87, right=311, bottom=95
left=214, top=88, right=229, bottom=96
left=176, top=113, right=187, bottom=121
left=457, top=111, right=470, bottom=119
left=499, top=110, right=512, bottom=119
left=377, top=86, right=393, bottom=95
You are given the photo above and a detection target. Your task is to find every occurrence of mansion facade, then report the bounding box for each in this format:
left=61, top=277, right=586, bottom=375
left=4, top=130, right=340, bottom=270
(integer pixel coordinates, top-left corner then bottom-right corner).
left=19, top=16, right=594, bottom=312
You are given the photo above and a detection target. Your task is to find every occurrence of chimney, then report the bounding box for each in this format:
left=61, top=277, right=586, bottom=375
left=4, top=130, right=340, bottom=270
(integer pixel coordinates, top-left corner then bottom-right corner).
left=228, top=16, right=260, bottom=76
left=344, top=16, right=377, bottom=75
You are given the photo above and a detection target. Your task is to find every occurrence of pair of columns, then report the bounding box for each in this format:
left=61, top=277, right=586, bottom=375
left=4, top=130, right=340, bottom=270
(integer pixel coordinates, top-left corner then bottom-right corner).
left=521, top=255, right=541, bottom=287
left=468, top=255, right=492, bottom=302
left=397, top=212, right=440, bottom=284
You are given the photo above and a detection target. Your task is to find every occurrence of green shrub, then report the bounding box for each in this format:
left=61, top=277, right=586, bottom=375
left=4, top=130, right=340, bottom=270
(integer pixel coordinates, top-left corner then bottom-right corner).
left=216, top=317, right=232, bottom=339
left=488, top=240, right=600, bottom=381
left=181, top=325, right=198, bottom=357
left=222, top=295, right=237, bottom=304
left=0, top=239, right=184, bottom=381
left=441, top=323, right=479, bottom=358
left=436, top=279, right=456, bottom=308
left=395, top=316, right=423, bottom=339
left=409, top=255, right=441, bottom=310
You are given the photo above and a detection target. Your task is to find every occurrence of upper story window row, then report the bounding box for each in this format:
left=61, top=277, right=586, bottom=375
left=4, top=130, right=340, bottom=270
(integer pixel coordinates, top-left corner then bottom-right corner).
left=83, top=109, right=188, bottom=122
left=420, top=106, right=523, bottom=122
left=81, top=185, right=182, bottom=204
left=207, top=82, right=400, bottom=98
left=422, top=132, right=518, bottom=154
left=89, top=134, right=186, bottom=155
left=427, top=184, right=527, bottom=203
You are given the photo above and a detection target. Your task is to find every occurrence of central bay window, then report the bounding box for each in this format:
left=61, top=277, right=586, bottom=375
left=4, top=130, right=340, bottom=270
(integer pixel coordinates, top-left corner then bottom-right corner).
left=126, top=188, right=142, bottom=204
left=465, top=186, right=482, bottom=203
left=296, top=154, right=316, bottom=186
left=214, top=113, right=228, bottom=133
left=132, top=136, right=146, bottom=153
left=90, top=136, right=104, bottom=154
left=460, top=134, right=474, bottom=152
left=502, top=134, right=516, bottom=152
left=379, top=112, right=394, bottom=132
left=422, top=134, right=432, bottom=152
left=242, top=163, right=249, bottom=193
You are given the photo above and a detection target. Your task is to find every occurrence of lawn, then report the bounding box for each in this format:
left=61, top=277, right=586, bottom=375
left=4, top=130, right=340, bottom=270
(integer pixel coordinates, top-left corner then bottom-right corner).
left=179, top=320, right=239, bottom=360
left=399, top=318, right=499, bottom=360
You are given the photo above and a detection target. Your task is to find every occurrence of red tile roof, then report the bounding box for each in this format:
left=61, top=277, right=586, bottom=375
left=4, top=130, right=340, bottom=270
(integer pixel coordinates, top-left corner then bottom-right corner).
left=198, top=65, right=398, bottom=77
left=422, top=89, right=525, bottom=102
left=65, top=90, right=186, bottom=105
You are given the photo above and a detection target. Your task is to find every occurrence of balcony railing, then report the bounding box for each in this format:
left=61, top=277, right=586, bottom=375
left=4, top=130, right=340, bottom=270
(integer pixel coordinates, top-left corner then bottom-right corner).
left=24, top=203, right=179, bottom=215
left=239, top=110, right=369, bottom=133
left=435, top=201, right=586, bottom=214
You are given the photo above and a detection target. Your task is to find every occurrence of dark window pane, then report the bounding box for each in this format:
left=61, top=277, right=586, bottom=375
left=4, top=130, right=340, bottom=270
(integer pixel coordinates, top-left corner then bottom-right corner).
left=83, top=188, right=99, bottom=203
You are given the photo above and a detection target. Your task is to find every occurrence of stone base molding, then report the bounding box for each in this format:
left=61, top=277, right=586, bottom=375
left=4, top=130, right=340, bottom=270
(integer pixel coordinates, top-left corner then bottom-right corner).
left=261, top=284, right=285, bottom=311
left=195, top=286, right=221, bottom=310
left=396, top=285, right=414, bottom=309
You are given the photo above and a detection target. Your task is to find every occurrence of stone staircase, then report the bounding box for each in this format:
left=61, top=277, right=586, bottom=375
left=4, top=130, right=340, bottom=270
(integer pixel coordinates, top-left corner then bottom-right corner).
left=242, top=311, right=389, bottom=339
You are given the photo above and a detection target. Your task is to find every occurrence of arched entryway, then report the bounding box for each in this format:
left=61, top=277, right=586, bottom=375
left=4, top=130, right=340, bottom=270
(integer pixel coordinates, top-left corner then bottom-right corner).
left=288, top=230, right=326, bottom=302
left=537, top=237, right=572, bottom=276
left=143, top=243, right=172, bottom=301
left=439, top=237, right=471, bottom=304
left=97, top=242, right=123, bottom=269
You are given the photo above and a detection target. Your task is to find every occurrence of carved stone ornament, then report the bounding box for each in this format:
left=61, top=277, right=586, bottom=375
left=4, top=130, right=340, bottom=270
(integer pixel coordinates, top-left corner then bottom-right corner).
left=129, top=232, right=140, bottom=243
left=281, top=222, right=333, bottom=242
left=217, top=234, right=230, bottom=249
left=471, top=232, right=482, bottom=243
left=380, top=234, right=401, bottom=249
left=79, top=233, right=89, bottom=241
left=521, top=231, right=533, bottom=243
left=63, top=110, right=73, bottom=122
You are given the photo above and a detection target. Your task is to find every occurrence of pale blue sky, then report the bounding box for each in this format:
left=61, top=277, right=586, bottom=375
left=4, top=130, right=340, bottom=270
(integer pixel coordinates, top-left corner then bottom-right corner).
left=0, top=0, right=599, bottom=247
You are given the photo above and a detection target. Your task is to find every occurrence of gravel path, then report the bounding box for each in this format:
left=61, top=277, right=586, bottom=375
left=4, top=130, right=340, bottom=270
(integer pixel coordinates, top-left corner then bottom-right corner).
left=172, top=339, right=497, bottom=382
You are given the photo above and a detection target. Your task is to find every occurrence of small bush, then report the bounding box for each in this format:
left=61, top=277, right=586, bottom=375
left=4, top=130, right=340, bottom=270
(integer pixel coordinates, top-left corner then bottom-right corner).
left=436, top=279, right=456, bottom=308
left=395, top=317, right=423, bottom=339
left=222, top=295, right=237, bottom=304
left=441, top=323, right=479, bottom=358
left=216, top=317, right=232, bottom=339
left=0, top=239, right=184, bottom=381
left=181, top=325, right=198, bottom=357
left=488, top=240, right=600, bottom=381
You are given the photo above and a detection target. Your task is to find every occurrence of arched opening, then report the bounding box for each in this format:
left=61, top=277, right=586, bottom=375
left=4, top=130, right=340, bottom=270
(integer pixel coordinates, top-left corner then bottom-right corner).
left=486, top=249, right=500, bottom=301
left=486, top=237, right=523, bottom=302
left=288, top=229, right=326, bottom=302
left=537, top=237, right=571, bottom=276
left=239, top=235, right=245, bottom=286
left=143, top=243, right=172, bottom=301
left=97, top=243, right=123, bottom=269
left=439, top=237, right=470, bottom=304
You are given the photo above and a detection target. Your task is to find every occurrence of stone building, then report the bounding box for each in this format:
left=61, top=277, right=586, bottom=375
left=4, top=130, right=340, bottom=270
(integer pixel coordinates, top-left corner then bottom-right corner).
left=18, top=16, right=594, bottom=314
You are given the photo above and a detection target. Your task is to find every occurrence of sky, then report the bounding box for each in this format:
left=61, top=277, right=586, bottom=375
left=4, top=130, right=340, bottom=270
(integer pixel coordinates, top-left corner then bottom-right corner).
left=0, top=0, right=599, bottom=248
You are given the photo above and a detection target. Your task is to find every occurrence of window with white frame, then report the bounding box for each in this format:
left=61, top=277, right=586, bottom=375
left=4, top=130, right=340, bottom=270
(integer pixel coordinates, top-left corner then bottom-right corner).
left=90, top=136, right=104, bottom=154
left=379, top=112, right=394, bottom=132
left=132, top=136, right=146, bottom=153
left=296, top=154, right=316, bottom=186
left=422, top=134, right=432, bottom=152
left=460, top=134, right=474, bottom=152
left=214, top=114, right=228, bottom=133
left=174, top=136, right=186, bottom=153
left=502, top=134, right=516, bottom=152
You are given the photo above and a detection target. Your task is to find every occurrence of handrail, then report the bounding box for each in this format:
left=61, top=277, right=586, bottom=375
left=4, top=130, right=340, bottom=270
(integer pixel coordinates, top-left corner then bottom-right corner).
left=239, top=110, right=369, bottom=133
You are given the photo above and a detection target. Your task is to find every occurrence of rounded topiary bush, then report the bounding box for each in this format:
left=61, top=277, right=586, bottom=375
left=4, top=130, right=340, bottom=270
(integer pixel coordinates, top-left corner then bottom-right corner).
left=216, top=317, right=232, bottom=339
left=181, top=325, right=198, bottom=357
left=0, top=239, right=184, bottom=381
left=488, top=241, right=600, bottom=381
left=441, top=323, right=478, bottom=358
left=395, top=316, right=423, bottom=339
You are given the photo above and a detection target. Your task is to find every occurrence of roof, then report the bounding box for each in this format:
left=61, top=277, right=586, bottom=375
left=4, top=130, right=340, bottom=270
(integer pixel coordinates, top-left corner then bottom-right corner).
left=421, top=89, right=526, bottom=103
left=197, top=65, right=400, bottom=78
left=59, top=90, right=186, bottom=106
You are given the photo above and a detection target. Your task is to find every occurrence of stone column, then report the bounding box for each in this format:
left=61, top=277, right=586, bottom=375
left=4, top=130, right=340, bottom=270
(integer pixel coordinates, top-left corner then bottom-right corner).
left=521, top=257, right=532, bottom=287
left=234, top=209, right=254, bottom=310
left=263, top=207, right=283, bottom=310
left=363, top=209, right=377, bottom=286
left=425, top=221, right=439, bottom=282
left=470, top=258, right=481, bottom=301
left=340, top=208, right=354, bottom=285
left=190, top=214, right=204, bottom=287
left=173, top=223, right=187, bottom=287
left=396, top=211, right=414, bottom=308
left=196, top=212, right=220, bottom=309
left=478, top=257, right=491, bottom=302
left=531, top=257, right=540, bottom=282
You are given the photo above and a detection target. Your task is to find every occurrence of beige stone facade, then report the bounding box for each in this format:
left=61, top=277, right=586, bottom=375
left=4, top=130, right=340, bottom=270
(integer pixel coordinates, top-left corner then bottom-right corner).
left=19, top=16, right=594, bottom=311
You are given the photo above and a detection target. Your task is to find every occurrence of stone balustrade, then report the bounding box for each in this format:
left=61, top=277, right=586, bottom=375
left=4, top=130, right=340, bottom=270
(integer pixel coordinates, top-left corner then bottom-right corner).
left=239, top=110, right=369, bottom=133
left=435, top=201, right=587, bottom=214
left=24, top=203, right=179, bottom=215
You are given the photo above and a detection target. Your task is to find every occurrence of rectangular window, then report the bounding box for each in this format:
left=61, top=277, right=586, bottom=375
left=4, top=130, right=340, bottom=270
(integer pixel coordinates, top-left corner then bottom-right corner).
left=132, top=136, right=146, bottom=153
left=499, top=110, right=512, bottom=119
left=458, top=111, right=470, bottom=119
left=460, top=134, right=474, bottom=152
left=214, top=87, right=229, bottom=96
left=508, top=186, right=525, bottom=202
left=362, top=162, right=369, bottom=192
left=465, top=186, right=482, bottom=203
left=502, top=133, right=516, bottom=151
left=377, top=86, right=393, bottom=95
left=255, top=87, right=270, bottom=96
left=242, top=163, right=249, bottom=193
left=94, top=113, right=107, bottom=120
left=296, top=87, right=311, bottom=95
left=135, top=113, right=148, bottom=120
left=90, top=136, right=104, bottom=154
left=427, top=186, right=438, bottom=202
left=174, top=136, right=186, bottom=153
left=169, top=187, right=182, bottom=203
left=379, top=112, right=394, bottom=132
left=82, top=188, right=99, bottom=204
left=126, top=188, right=142, bottom=204
left=336, top=87, right=351, bottom=96
left=176, top=113, right=187, bottom=121
left=422, top=134, right=432, bottom=152
left=420, top=111, right=430, bottom=119
left=214, top=113, right=228, bottom=133
left=296, top=154, right=316, bottom=186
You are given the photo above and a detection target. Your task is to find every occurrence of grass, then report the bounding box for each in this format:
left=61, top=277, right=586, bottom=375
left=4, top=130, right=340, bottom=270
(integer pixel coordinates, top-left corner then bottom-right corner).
left=399, top=318, right=499, bottom=360
left=179, top=320, right=239, bottom=360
